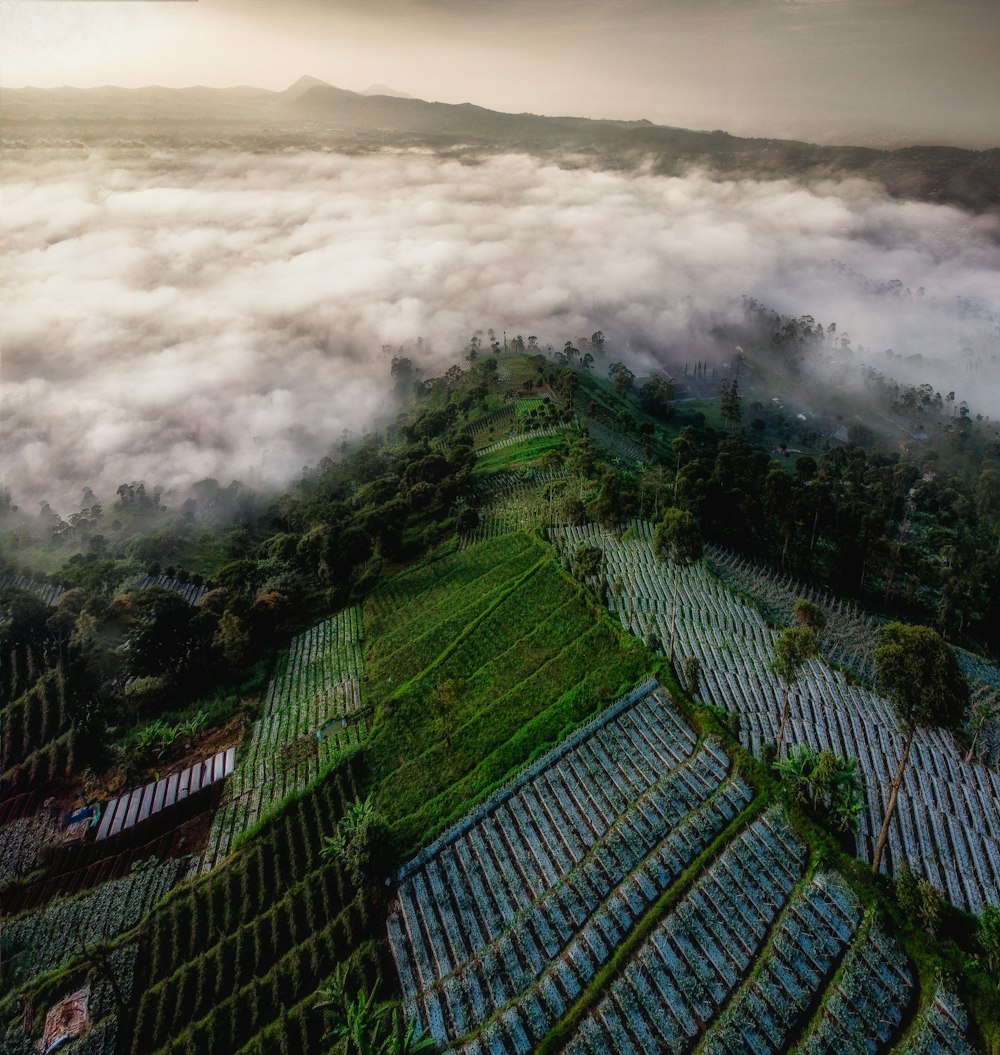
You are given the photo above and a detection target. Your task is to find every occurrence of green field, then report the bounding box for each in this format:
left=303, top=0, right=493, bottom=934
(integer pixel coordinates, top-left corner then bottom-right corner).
left=363, top=533, right=651, bottom=851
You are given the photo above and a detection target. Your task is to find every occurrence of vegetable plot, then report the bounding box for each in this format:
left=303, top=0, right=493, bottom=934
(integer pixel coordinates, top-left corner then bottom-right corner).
left=553, top=521, right=1000, bottom=915
left=199, top=608, right=367, bottom=874
left=387, top=683, right=752, bottom=1052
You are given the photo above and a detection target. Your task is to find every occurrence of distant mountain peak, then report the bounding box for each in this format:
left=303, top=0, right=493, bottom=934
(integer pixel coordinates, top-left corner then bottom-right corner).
left=362, top=83, right=413, bottom=99
left=283, top=75, right=334, bottom=97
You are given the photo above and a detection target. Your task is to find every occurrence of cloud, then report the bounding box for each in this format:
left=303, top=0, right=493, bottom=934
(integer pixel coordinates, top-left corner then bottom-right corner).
left=2, top=146, right=998, bottom=513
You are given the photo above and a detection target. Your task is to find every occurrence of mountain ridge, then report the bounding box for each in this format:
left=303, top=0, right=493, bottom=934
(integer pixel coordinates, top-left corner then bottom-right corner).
left=4, top=77, right=998, bottom=213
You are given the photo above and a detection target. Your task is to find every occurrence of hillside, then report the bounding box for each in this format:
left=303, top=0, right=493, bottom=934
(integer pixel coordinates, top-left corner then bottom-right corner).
left=4, top=348, right=1000, bottom=1053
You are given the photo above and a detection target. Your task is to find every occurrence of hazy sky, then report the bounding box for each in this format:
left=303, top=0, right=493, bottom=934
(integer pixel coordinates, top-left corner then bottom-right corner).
left=2, top=0, right=998, bottom=147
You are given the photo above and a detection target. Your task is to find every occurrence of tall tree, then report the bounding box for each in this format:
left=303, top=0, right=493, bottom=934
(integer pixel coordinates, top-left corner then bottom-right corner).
left=871, top=622, right=969, bottom=873
left=653, top=508, right=703, bottom=665
left=771, top=625, right=819, bottom=756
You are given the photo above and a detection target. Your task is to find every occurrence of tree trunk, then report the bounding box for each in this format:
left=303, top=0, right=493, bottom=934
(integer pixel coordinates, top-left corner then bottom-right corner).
left=775, top=687, right=791, bottom=756
left=872, top=726, right=914, bottom=875
left=669, top=562, right=679, bottom=665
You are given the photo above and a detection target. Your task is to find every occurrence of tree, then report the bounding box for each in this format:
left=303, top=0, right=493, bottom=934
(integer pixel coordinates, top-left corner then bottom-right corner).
left=719, top=378, right=742, bottom=430
left=871, top=622, right=969, bottom=873
left=964, top=686, right=1000, bottom=763
left=652, top=509, right=702, bottom=664
left=772, top=744, right=862, bottom=833
left=607, top=361, right=635, bottom=395
left=977, top=905, right=1000, bottom=986
left=770, top=625, right=818, bottom=756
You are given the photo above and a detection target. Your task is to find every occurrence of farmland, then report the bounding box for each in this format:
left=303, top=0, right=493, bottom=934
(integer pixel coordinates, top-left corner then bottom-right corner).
left=385, top=679, right=974, bottom=1055
left=553, top=520, right=1000, bottom=915
left=199, top=607, right=367, bottom=873
left=363, top=532, right=652, bottom=853
left=3, top=348, right=1000, bottom=1054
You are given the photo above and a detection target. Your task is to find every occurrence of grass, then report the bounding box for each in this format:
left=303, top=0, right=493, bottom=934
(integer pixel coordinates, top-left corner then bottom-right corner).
left=473, top=432, right=571, bottom=474
left=361, top=533, right=650, bottom=854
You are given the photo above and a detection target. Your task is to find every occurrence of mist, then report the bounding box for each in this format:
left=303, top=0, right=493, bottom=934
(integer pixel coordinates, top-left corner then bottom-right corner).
left=3, top=146, right=999, bottom=514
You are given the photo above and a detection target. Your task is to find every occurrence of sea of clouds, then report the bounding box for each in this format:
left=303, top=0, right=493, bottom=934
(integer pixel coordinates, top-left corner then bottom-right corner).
left=2, top=147, right=998, bottom=512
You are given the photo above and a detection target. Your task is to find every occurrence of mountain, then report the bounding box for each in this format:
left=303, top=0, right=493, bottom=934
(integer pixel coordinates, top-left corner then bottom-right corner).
left=3, top=77, right=997, bottom=212
left=362, top=83, right=414, bottom=99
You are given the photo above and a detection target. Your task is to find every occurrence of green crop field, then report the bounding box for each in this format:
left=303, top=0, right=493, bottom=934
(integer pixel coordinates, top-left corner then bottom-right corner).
left=363, top=533, right=650, bottom=852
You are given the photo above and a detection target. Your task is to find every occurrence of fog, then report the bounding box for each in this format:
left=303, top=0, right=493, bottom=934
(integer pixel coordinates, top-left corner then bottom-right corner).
left=2, top=147, right=999, bottom=513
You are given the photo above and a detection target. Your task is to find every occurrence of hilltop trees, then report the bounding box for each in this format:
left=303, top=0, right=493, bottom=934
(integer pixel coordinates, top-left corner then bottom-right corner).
left=872, top=622, right=969, bottom=873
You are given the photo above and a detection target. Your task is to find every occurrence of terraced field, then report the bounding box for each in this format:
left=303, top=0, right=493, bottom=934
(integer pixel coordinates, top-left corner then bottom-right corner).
left=387, top=681, right=973, bottom=1053
left=363, top=534, right=650, bottom=852
left=710, top=546, right=1000, bottom=769
left=199, top=607, right=366, bottom=872
left=463, top=469, right=564, bottom=546
left=553, top=522, right=1000, bottom=914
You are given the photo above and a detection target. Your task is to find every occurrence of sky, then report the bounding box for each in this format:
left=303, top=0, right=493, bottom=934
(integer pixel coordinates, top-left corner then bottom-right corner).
left=2, top=0, right=999, bottom=148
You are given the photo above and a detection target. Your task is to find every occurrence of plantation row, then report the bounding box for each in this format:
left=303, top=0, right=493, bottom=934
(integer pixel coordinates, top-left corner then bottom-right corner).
left=901, top=989, right=975, bottom=1055
left=553, top=521, right=1000, bottom=914
left=476, top=425, right=567, bottom=456
left=463, top=473, right=565, bottom=547
left=584, top=420, right=649, bottom=464
left=563, top=809, right=809, bottom=1055
left=1, top=642, right=48, bottom=708
left=201, top=609, right=367, bottom=874
left=1, top=728, right=75, bottom=797
left=0, top=857, right=184, bottom=982
left=126, top=756, right=378, bottom=1055
left=388, top=684, right=753, bottom=1051
left=468, top=405, right=516, bottom=445
left=0, top=807, right=63, bottom=886
left=0, top=574, right=65, bottom=607
left=138, top=575, right=208, bottom=606
left=709, top=546, right=1000, bottom=768
left=0, top=670, right=68, bottom=774
left=708, top=546, right=885, bottom=683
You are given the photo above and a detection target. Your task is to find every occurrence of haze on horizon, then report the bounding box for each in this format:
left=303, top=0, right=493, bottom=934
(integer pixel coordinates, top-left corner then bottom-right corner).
left=2, top=0, right=999, bottom=150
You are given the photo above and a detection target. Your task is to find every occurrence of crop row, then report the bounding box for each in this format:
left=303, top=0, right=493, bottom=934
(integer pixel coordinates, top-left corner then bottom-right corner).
left=710, top=546, right=1000, bottom=768
left=2, top=858, right=184, bottom=981
left=562, top=807, right=807, bottom=1055
left=364, top=535, right=536, bottom=644
left=139, top=575, right=208, bottom=606
left=796, top=920, right=913, bottom=1054
left=126, top=757, right=366, bottom=1055
left=0, top=807, right=63, bottom=886
left=0, top=641, right=46, bottom=708
left=476, top=425, right=566, bottom=456
left=202, top=610, right=367, bottom=872
left=1, top=670, right=67, bottom=772
left=1, top=729, right=75, bottom=796
left=900, top=988, right=975, bottom=1055
left=584, top=420, right=649, bottom=464
left=462, top=483, right=564, bottom=546
left=0, top=574, right=64, bottom=607
left=388, top=686, right=750, bottom=1050
left=553, top=521, right=1000, bottom=914
left=700, top=872, right=862, bottom=1055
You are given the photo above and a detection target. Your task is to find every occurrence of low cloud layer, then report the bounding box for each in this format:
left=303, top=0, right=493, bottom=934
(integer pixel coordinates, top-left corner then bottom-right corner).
left=2, top=147, right=998, bottom=513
